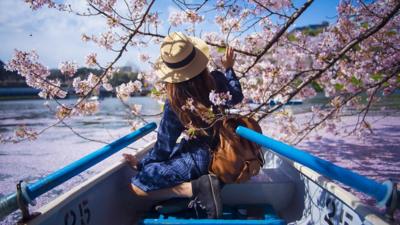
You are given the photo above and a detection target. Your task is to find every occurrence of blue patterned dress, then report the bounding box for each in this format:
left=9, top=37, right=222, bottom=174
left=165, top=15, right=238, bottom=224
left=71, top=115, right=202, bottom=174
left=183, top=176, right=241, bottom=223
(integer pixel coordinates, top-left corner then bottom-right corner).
left=131, top=68, right=243, bottom=192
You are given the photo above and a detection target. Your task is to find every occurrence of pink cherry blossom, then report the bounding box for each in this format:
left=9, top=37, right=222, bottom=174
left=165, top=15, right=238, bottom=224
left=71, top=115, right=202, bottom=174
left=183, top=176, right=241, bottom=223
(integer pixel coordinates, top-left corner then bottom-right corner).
left=98, top=31, right=115, bottom=50
left=6, top=50, right=67, bottom=99
left=56, top=104, right=72, bottom=119
left=128, top=120, right=144, bottom=131
left=168, top=11, right=186, bottom=27
left=85, top=53, right=97, bottom=67
left=182, top=98, right=196, bottom=112
left=130, top=104, right=142, bottom=115
left=209, top=90, right=232, bottom=106
left=73, top=99, right=100, bottom=116
left=130, top=0, right=147, bottom=11
left=81, top=34, right=91, bottom=42
left=88, top=0, right=116, bottom=13
left=252, top=0, right=291, bottom=11
left=15, top=126, right=38, bottom=141
left=169, top=10, right=204, bottom=27
left=116, top=80, right=143, bottom=101
left=147, top=12, right=161, bottom=27
left=137, top=72, right=144, bottom=80
left=72, top=73, right=99, bottom=95
left=59, top=61, right=77, bottom=77
left=24, top=0, right=55, bottom=10
left=185, top=10, right=204, bottom=24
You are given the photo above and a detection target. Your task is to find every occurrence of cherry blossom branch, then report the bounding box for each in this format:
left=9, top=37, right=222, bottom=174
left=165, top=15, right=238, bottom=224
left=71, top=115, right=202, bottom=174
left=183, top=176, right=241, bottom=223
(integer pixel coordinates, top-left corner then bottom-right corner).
left=359, top=0, right=385, bottom=19
left=252, top=0, right=291, bottom=19
left=81, top=4, right=260, bottom=57
left=61, top=121, right=138, bottom=150
left=135, top=30, right=259, bottom=56
left=4, top=0, right=157, bottom=143
left=62, top=0, right=155, bottom=118
left=47, top=99, right=137, bottom=147
left=116, top=96, right=159, bottom=128
left=350, top=84, right=383, bottom=135
left=10, top=0, right=400, bottom=146
left=293, top=66, right=400, bottom=144
left=243, top=0, right=314, bottom=74
left=254, top=1, right=400, bottom=121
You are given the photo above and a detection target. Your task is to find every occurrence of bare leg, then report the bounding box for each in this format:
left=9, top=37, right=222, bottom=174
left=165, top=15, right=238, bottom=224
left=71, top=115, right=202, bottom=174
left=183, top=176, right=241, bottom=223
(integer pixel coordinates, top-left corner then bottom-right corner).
left=130, top=182, right=193, bottom=201
left=128, top=183, right=193, bottom=223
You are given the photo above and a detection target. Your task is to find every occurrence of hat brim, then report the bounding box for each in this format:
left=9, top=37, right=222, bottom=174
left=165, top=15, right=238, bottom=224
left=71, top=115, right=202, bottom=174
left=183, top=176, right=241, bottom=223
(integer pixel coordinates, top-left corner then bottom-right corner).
left=155, top=36, right=210, bottom=83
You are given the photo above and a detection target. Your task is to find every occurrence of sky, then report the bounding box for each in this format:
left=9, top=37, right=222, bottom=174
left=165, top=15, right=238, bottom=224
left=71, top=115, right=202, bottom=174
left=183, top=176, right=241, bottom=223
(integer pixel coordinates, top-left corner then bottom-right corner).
left=0, top=0, right=339, bottom=71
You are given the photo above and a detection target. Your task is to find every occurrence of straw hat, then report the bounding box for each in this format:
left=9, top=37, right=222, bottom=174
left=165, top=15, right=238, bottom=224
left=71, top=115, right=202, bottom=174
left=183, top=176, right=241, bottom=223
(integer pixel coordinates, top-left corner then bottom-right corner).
left=155, top=32, right=210, bottom=83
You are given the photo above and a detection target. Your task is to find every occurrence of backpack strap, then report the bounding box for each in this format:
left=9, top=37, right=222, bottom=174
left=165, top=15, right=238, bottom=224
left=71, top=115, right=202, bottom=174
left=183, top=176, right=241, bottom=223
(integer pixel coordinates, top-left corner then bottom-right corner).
left=208, top=120, right=222, bottom=152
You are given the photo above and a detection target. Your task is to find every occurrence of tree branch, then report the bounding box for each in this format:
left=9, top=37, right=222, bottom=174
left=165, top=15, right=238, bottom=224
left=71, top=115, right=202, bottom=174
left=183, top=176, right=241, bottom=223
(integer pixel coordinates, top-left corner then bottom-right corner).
left=293, top=66, right=400, bottom=144
left=243, top=0, right=314, bottom=74
left=254, top=1, right=400, bottom=121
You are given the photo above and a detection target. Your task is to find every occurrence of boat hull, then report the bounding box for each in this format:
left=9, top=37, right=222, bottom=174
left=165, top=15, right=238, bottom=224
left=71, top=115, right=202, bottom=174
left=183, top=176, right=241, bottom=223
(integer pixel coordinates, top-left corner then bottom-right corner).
left=24, top=141, right=392, bottom=225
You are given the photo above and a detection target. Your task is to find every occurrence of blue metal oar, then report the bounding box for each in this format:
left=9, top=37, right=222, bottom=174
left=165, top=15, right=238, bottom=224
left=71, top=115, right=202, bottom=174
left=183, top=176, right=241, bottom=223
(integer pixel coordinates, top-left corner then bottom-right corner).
left=0, top=122, right=156, bottom=220
left=236, top=126, right=394, bottom=207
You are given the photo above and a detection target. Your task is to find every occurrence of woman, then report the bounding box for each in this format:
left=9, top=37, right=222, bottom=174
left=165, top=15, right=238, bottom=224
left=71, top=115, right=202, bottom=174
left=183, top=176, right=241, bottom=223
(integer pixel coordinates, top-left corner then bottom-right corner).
left=123, top=32, right=243, bottom=219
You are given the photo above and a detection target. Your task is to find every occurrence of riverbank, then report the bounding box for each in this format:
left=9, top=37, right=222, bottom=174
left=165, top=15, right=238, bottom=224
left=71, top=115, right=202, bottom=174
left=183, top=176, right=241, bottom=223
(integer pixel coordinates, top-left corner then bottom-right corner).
left=0, top=87, right=151, bottom=100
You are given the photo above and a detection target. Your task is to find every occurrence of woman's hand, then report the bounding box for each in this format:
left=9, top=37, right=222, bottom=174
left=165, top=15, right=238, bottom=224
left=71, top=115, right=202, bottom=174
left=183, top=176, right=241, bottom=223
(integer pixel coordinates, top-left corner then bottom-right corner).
left=222, top=46, right=235, bottom=70
left=123, top=153, right=139, bottom=170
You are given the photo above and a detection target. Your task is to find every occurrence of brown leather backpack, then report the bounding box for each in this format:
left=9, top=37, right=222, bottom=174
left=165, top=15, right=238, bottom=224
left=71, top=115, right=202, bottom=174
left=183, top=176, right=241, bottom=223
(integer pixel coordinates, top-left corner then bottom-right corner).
left=209, top=116, right=264, bottom=183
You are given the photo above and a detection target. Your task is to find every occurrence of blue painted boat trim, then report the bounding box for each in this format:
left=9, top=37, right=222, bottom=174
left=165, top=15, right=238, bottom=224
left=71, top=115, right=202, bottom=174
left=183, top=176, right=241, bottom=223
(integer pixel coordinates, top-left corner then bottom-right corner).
left=236, top=126, right=392, bottom=206
left=142, top=218, right=285, bottom=224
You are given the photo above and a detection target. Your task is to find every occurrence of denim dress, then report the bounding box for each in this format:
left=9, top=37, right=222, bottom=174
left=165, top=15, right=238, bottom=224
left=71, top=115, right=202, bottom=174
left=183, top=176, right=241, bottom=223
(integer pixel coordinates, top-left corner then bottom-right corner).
left=131, top=68, right=243, bottom=192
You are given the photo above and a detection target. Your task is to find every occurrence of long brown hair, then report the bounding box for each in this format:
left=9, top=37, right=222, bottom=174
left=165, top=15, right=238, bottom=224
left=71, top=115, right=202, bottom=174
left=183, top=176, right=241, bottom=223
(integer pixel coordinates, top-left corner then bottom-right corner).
left=166, top=69, right=217, bottom=133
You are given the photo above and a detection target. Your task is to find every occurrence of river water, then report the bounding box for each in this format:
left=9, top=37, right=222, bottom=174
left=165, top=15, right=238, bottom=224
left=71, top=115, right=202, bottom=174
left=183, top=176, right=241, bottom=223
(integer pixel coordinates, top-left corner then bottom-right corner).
left=0, top=96, right=399, bottom=223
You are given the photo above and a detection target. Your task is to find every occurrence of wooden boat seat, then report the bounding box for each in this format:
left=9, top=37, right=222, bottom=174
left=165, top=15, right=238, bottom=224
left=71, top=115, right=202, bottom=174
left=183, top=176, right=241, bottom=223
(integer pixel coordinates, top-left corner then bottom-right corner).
left=221, top=168, right=295, bottom=211
left=145, top=168, right=293, bottom=224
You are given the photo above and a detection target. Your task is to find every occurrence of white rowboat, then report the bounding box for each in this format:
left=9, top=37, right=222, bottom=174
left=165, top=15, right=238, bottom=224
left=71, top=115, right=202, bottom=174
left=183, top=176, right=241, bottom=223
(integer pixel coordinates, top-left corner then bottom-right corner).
left=21, top=140, right=394, bottom=225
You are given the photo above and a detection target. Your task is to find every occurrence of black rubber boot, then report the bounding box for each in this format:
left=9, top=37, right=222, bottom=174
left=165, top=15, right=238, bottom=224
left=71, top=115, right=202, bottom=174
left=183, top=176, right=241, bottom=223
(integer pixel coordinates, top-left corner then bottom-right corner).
left=190, top=174, right=223, bottom=219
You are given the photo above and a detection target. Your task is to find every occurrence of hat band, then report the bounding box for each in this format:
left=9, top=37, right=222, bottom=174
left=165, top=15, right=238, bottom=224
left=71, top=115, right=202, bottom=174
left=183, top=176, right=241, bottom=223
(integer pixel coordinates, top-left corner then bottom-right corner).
left=163, top=47, right=196, bottom=69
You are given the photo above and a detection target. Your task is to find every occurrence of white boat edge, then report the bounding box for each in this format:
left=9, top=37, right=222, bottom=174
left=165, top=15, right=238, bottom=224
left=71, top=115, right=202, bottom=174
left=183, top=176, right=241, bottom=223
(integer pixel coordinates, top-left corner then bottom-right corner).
left=291, top=161, right=389, bottom=224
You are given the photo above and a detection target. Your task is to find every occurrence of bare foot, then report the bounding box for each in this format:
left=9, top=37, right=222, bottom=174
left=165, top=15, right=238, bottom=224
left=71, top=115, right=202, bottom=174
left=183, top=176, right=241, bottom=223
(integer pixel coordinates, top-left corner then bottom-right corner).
left=123, top=153, right=139, bottom=170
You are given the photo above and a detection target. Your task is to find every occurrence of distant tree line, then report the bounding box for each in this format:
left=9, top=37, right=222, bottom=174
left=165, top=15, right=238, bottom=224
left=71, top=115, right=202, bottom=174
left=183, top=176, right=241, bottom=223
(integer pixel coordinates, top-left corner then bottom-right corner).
left=0, top=60, right=140, bottom=88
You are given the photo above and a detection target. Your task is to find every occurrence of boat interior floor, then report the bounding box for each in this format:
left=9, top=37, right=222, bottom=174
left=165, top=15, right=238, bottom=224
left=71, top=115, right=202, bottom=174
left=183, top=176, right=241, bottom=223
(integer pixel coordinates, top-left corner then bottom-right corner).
left=141, top=202, right=286, bottom=224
